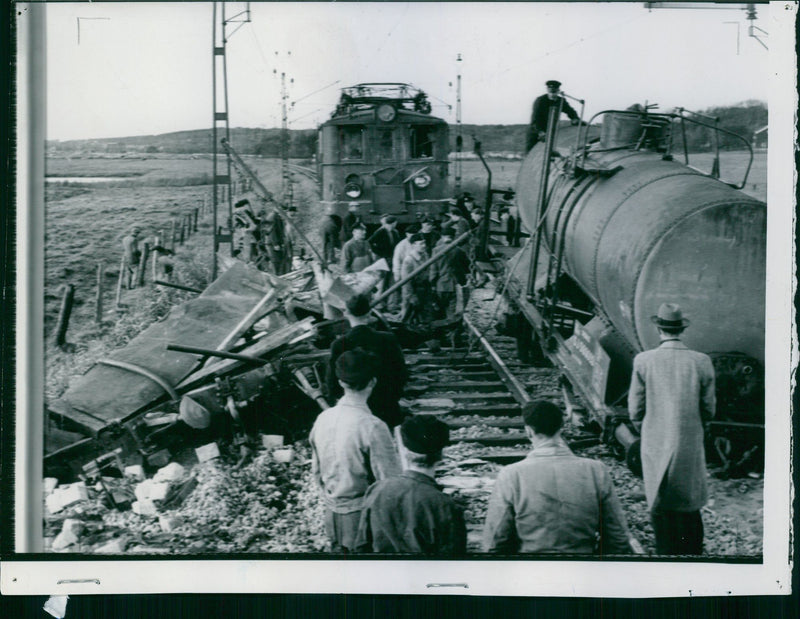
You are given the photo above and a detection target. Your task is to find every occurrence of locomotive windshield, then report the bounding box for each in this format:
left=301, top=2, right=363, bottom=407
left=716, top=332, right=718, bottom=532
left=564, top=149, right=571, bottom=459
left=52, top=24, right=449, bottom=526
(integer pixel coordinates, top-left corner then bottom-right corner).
left=410, top=125, right=435, bottom=159
left=339, top=126, right=364, bottom=160
left=377, top=128, right=398, bottom=161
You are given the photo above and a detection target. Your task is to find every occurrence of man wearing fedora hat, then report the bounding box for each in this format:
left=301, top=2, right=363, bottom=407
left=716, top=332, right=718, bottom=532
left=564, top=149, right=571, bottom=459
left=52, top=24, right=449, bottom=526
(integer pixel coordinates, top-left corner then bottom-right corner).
left=355, top=415, right=466, bottom=554
left=526, top=79, right=580, bottom=152
left=310, top=349, right=401, bottom=553
left=629, top=302, right=716, bottom=555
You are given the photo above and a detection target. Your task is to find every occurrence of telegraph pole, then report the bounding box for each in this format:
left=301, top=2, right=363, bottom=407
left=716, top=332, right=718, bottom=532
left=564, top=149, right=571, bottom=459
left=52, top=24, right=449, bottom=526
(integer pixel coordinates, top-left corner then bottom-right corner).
left=212, top=1, right=250, bottom=279
left=454, top=53, right=463, bottom=195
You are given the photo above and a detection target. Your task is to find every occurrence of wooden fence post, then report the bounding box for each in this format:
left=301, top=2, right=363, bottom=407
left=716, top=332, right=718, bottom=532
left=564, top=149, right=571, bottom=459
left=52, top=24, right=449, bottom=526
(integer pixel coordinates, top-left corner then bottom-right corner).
left=136, top=242, right=151, bottom=287
left=179, top=219, right=186, bottom=245
left=193, top=208, right=199, bottom=232
left=95, top=263, right=105, bottom=324
left=54, top=284, right=75, bottom=347
left=116, top=254, right=126, bottom=307
left=152, top=234, right=161, bottom=281
left=170, top=220, right=177, bottom=251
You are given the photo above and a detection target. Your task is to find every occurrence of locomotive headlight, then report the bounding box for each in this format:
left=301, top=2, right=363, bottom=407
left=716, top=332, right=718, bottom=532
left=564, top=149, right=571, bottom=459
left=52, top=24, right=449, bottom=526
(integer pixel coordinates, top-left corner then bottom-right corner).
left=344, top=174, right=362, bottom=198
left=413, top=172, right=432, bottom=190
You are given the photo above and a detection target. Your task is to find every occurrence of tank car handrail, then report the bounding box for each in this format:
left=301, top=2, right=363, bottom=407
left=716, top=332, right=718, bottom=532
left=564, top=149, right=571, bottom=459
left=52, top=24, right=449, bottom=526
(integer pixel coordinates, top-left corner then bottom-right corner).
left=578, top=109, right=754, bottom=190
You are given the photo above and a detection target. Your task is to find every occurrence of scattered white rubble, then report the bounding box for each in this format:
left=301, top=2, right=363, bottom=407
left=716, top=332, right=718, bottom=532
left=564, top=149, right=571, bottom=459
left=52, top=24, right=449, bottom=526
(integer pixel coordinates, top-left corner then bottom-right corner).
left=134, top=479, right=170, bottom=503
left=51, top=519, right=83, bottom=550
left=124, top=464, right=146, bottom=481
left=262, top=434, right=284, bottom=449
left=153, top=462, right=185, bottom=483
left=94, top=538, right=127, bottom=554
left=159, top=515, right=182, bottom=532
left=132, top=499, right=158, bottom=516
left=46, top=481, right=89, bottom=514
left=43, top=478, right=59, bottom=495
left=195, top=442, right=220, bottom=463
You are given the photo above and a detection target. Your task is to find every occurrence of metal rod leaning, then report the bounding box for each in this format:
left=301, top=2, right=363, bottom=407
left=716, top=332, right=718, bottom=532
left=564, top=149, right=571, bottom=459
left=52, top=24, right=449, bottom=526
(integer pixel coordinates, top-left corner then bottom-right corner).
left=220, top=138, right=328, bottom=268
left=370, top=229, right=472, bottom=308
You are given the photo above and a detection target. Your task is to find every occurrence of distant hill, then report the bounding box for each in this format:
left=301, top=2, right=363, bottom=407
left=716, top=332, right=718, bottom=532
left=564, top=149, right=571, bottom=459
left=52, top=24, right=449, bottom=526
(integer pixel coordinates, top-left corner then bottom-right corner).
left=47, top=101, right=767, bottom=156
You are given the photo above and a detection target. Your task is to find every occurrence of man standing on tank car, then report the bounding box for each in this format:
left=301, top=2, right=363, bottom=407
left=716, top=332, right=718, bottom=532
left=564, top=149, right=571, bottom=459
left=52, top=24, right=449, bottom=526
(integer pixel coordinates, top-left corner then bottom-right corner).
left=311, top=349, right=401, bottom=553
left=526, top=80, right=580, bottom=152
left=326, top=293, right=408, bottom=429
left=356, top=415, right=466, bottom=555
left=628, top=303, right=716, bottom=555
left=482, top=400, right=633, bottom=555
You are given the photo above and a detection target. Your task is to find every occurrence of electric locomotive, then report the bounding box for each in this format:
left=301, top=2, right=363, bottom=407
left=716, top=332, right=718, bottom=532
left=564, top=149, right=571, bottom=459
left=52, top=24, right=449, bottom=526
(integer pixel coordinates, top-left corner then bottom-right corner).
left=317, top=83, right=450, bottom=226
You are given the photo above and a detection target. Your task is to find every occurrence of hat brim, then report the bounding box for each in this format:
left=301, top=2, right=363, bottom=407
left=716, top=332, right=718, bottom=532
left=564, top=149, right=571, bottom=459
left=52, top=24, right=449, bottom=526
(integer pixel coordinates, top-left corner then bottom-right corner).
left=650, top=316, right=690, bottom=328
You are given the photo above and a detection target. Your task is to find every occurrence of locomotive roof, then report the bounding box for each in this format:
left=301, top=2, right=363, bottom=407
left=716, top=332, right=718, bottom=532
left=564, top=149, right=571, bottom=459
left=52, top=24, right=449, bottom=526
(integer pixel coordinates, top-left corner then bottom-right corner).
left=327, top=82, right=444, bottom=121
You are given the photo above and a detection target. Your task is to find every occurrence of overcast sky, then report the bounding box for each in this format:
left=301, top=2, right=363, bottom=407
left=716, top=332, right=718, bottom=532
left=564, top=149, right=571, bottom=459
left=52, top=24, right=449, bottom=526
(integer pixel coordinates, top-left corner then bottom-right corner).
left=42, top=2, right=773, bottom=141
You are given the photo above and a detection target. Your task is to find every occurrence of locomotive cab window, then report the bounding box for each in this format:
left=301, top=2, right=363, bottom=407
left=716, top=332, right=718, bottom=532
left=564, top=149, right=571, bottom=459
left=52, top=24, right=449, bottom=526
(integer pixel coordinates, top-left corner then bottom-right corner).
left=377, top=128, right=398, bottom=161
left=339, top=126, right=364, bottom=160
left=410, top=125, right=435, bottom=159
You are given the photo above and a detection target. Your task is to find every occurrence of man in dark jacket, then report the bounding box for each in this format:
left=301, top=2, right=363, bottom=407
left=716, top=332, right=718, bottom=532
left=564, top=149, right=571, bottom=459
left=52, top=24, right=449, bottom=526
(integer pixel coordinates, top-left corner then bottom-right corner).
left=368, top=214, right=401, bottom=310
left=321, top=205, right=342, bottom=264
left=356, top=415, right=466, bottom=555
left=340, top=201, right=363, bottom=245
left=326, top=293, right=408, bottom=428
left=525, top=79, right=579, bottom=152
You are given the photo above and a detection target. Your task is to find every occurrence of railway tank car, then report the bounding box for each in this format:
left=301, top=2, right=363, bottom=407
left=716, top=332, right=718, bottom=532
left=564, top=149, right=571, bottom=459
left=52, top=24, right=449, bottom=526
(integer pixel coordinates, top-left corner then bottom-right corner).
left=504, top=107, right=766, bottom=474
left=317, top=83, right=450, bottom=226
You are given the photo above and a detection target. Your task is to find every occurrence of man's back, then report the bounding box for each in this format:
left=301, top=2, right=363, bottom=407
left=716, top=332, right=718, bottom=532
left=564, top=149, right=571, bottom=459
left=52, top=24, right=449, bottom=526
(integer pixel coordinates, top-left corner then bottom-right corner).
left=356, top=471, right=466, bottom=554
left=309, top=397, right=399, bottom=513
left=326, top=325, right=407, bottom=427
left=482, top=441, right=631, bottom=554
left=629, top=340, right=715, bottom=511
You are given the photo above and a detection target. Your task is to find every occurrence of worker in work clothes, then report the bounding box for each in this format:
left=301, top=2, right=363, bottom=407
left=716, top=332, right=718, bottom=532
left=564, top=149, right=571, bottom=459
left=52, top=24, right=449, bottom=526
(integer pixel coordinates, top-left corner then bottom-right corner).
left=340, top=201, right=363, bottom=245
left=368, top=214, right=401, bottom=311
left=326, top=293, right=408, bottom=429
left=233, top=199, right=260, bottom=264
left=400, top=233, right=433, bottom=326
left=260, top=209, right=289, bottom=275
left=446, top=207, right=471, bottom=241
left=421, top=216, right=441, bottom=256
left=340, top=222, right=374, bottom=273
left=525, top=79, right=580, bottom=152
left=121, top=225, right=142, bottom=288
left=321, top=205, right=342, bottom=264
left=429, top=224, right=470, bottom=321
left=628, top=303, right=716, bottom=555
left=482, top=400, right=633, bottom=555
left=391, top=223, right=421, bottom=290
left=310, top=349, right=401, bottom=553
left=356, top=415, right=467, bottom=555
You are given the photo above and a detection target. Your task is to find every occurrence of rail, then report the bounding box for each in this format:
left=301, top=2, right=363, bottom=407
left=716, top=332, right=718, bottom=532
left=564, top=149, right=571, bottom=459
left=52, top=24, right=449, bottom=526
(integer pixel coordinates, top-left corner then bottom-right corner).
left=577, top=109, right=754, bottom=189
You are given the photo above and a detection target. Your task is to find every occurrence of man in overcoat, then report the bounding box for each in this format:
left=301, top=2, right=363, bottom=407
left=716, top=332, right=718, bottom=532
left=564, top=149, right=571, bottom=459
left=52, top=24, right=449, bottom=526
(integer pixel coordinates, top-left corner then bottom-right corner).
left=525, top=79, right=579, bottom=152
left=628, top=302, right=716, bottom=555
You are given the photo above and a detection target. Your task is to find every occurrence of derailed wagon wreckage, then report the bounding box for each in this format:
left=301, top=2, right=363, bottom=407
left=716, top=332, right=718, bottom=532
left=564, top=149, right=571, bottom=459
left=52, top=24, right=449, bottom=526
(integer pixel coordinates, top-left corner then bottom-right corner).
left=44, top=139, right=473, bottom=506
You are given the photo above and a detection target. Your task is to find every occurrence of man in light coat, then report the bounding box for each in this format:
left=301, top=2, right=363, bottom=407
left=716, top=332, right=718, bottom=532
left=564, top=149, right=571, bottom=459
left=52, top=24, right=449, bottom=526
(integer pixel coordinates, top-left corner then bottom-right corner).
left=628, top=302, right=716, bottom=555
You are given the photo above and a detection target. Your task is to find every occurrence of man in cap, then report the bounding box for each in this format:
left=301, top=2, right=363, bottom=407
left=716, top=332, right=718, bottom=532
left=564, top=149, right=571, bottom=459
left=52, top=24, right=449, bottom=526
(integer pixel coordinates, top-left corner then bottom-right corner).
left=447, top=206, right=471, bottom=240
left=526, top=79, right=580, bottom=152
left=420, top=216, right=441, bottom=256
left=310, top=349, right=401, bottom=553
left=368, top=214, right=401, bottom=310
left=429, top=224, right=470, bottom=321
left=340, top=222, right=374, bottom=273
left=233, top=198, right=260, bottom=263
left=121, top=225, right=142, bottom=288
left=400, top=233, right=433, bottom=325
left=321, top=204, right=342, bottom=264
left=260, top=208, right=289, bottom=275
left=628, top=303, right=716, bottom=555
left=340, top=201, right=363, bottom=245
left=326, top=293, right=408, bottom=428
left=483, top=400, right=633, bottom=555
left=356, top=415, right=466, bottom=555
left=392, top=223, right=421, bottom=288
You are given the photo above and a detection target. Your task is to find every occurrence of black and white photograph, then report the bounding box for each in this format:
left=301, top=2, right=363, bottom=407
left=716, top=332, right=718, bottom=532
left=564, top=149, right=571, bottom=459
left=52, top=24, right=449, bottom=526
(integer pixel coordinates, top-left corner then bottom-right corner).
left=6, top=0, right=796, bottom=597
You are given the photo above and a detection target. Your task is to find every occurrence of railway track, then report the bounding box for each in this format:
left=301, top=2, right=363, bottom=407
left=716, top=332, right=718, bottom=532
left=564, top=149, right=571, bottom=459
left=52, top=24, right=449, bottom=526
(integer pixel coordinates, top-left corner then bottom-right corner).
left=399, top=306, right=601, bottom=549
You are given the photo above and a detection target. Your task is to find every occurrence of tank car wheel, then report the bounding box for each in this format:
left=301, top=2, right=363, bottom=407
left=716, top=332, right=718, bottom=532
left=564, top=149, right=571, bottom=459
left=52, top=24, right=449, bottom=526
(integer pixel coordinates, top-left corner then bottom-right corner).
left=625, top=438, right=643, bottom=478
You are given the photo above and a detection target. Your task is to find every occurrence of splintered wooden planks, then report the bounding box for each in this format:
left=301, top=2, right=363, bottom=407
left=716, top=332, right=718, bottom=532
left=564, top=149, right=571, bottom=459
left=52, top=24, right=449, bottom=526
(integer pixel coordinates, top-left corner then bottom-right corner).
left=52, top=262, right=279, bottom=431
